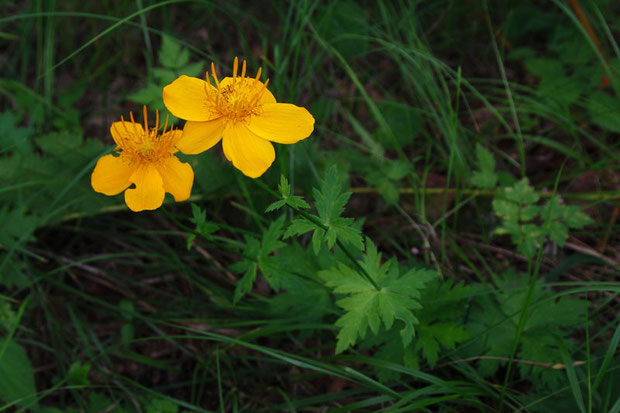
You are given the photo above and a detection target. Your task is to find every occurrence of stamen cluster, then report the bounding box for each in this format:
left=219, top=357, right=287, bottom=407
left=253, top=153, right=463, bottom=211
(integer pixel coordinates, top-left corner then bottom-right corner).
left=113, top=107, right=176, bottom=165
left=203, top=58, right=270, bottom=123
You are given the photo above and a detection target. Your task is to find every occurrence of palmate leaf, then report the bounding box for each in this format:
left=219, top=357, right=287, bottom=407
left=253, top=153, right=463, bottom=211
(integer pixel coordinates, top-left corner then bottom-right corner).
left=471, top=143, right=498, bottom=190
left=464, top=271, right=588, bottom=387
left=283, top=166, right=363, bottom=253
left=186, top=204, right=219, bottom=250
left=232, top=216, right=287, bottom=303
left=319, top=239, right=437, bottom=353
left=410, top=279, right=475, bottom=368
left=265, top=175, right=310, bottom=212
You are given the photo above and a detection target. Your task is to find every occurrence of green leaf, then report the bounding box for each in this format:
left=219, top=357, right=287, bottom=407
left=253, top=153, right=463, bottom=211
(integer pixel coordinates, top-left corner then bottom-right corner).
left=0, top=301, right=16, bottom=333
left=0, top=338, right=37, bottom=409
left=283, top=166, right=362, bottom=252
left=283, top=218, right=316, bottom=238
left=587, top=91, right=620, bottom=133
left=548, top=221, right=569, bottom=246
left=471, top=143, right=498, bottom=189
left=233, top=264, right=257, bottom=304
left=266, top=175, right=310, bottom=212
left=232, top=217, right=287, bottom=302
left=127, top=82, right=163, bottom=107
left=464, top=271, right=588, bottom=387
left=319, top=239, right=438, bottom=352
left=376, top=101, right=422, bottom=149
left=562, top=205, right=593, bottom=228
left=524, top=57, right=564, bottom=79
left=145, top=399, right=178, bottom=413
left=159, top=35, right=189, bottom=69
left=504, top=178, right=539, bottom=204
left=187, top=204, right=219, bottom=249
left=36, top=131, right=82, bottom=158
left=88, top=393, right=115, bottom=412
left=68, top=362, right=90, bottom=386
left=0, top=111, right=33, bottom=154
left=152, top=68, right=177, bottom=86
left=418, top=322, right=470, bottom=367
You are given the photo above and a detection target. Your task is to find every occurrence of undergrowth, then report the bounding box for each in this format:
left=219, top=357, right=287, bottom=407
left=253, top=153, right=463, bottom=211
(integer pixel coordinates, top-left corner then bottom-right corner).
left=1, top=0, right=619, bottom=412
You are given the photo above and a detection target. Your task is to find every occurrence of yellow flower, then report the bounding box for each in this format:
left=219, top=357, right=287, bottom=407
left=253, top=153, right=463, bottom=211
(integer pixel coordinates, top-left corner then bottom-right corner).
left=91, top=107, right=194, bottom=212
left=163, top=57, right=315, bottom=178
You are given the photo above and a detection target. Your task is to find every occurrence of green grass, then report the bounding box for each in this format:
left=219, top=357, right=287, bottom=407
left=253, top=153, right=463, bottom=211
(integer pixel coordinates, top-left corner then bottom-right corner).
left=1, top=0, right=619, bottom=411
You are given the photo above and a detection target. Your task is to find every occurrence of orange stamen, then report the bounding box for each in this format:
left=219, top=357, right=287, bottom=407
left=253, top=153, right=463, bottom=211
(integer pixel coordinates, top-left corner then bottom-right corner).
left=120, top=115, right=130, bottom=134
left=143, top=106, right=148, bottom=132
left=162, top=114, right=169, bottom=136
left=232, top=56, right=238, bottom=82
left=129, top=111, right=141, bottom=137
left=241, top=59, right=247, bottom=78
left=255, top=67, right=262, bottom=81
left=210, top=62, right=220, bottom=88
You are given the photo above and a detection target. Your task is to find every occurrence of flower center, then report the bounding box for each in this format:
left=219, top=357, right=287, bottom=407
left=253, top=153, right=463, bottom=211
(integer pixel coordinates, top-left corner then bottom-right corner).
left=205, top=57, right=270, bottom=123
left=113, top=107, right=176, bottom=165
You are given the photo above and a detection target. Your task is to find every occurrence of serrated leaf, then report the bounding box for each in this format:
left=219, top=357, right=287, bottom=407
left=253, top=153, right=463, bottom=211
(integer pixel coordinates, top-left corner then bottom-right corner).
left=493, top=199, right=520, bottom=221
left=0, top=111, right=33, bottom=154
left=465, top=272, right=588, bottom=387
left=587, top=91, right=620, bottom=133
left=418, top=323, right=471, bottom=367
left=260, top=215, right=287, bottom=254
left=127, top=82, right=163, bottom=106
left=35, top=131, right=82, bottom=157
left=319, top=240, right=438, bottom=352
left=471, top=144, right=498, bottom=189
left=548, top=221, right=569, bottom=246
left=562, top=205, right=593, bottom=228
left=265, top=199, right=286, bottom=212
left=159, top=35, right=189, bottom=69
left=233, top=264, right=257, bottom=304
left=283, top=218, right=318, bottom=238
left=505, top=178, right=539, bottom=204
left=152, top=68, right=177, bottom=86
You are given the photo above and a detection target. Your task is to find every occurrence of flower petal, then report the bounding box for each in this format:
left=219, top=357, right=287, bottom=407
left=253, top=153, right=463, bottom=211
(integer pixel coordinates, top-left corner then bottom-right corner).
left=219, top=77, right=276, bottom=105
left=124, top=164, right=165, bottom=212
left=91, top=154, right=133, bottom=195
left=110, top=121, right=144, bottom=147
left=248, top=103, right=315, bottom=144
left=163, top=75, right=215, bottom=122
left=176, top=118, right=226, bottom=155
left=222, top=123, right=275, bottom=178
left=155, top=156, right=194, bottom=202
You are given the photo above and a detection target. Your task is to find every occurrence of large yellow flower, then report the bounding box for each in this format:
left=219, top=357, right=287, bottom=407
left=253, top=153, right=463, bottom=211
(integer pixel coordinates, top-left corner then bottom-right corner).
left=163, top=57, right=315, bottom=178
left=91, top=107, right=194, bottom=212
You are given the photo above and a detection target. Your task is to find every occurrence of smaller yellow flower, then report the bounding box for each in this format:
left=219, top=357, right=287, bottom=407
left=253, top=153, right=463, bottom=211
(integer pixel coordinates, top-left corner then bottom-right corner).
left=91, top=107, right=194, bottom=212
left=163, top=57, right=315, bottom=178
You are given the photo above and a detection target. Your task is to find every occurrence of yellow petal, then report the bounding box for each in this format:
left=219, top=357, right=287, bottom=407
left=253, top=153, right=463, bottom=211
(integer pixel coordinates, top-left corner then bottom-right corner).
left=222, top=123, right=275, bottom=178
left=110, top=121, right=144, bottom=147
left=91, top=154, right=133, bottom=195
left=176, top=118, right=226, bottom=155
left=219, top=77, right=276, bottom=105
left=248, top=103, right=315, bottom=144
left=124, top=164, right=165, bottom=212
left=163, top=75, right=215, bottom=122
left=155, top=156, right=194, bottom=202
